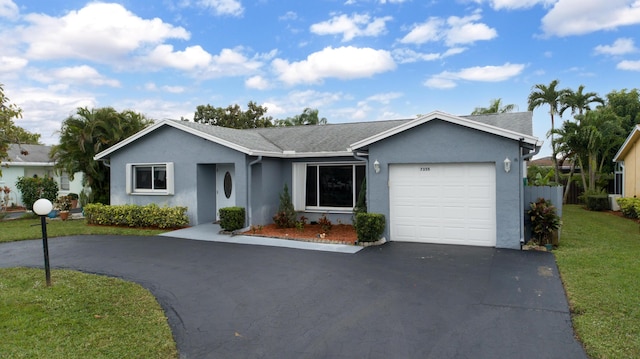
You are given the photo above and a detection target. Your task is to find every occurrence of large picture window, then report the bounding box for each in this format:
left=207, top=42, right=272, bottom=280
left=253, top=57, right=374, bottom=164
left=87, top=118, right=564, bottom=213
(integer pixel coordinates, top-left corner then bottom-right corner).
left=126, top=163, right=174, bottom=195
left=303, top=163, right=365, bottom=209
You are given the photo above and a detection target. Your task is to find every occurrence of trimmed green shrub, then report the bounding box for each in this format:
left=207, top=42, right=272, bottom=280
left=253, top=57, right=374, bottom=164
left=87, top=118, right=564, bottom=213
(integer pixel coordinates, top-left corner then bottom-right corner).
left=355, top=212, right=385, bottom=242
left=585, top=195, right=610, bottom=211
left=617, top=197, right=639, bottom=218
left=273, top=183, right=296, bottom=228
left=84, top=203, right=189, bottom=229
left=15, top=176, right=58, bottom=210
left=219, top=206, right=245, bottom=231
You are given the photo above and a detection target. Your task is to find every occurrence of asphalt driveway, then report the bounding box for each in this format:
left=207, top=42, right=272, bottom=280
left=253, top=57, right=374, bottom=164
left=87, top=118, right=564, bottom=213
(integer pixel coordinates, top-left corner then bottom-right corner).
left=0, top=236, right=586, bottom=359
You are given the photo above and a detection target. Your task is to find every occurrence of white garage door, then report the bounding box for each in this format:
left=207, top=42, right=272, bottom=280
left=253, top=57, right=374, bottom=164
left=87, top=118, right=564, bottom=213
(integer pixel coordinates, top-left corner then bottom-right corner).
left=389, top=163, right=496, bottom=247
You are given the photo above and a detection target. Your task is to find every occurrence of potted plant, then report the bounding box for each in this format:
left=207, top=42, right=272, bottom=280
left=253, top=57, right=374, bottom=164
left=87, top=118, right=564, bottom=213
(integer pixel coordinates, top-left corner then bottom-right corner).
left=55, top=195, right=73, bottom=220
left=68, top=193, right=79, bottom=209
left=527, top=198, right=561, bottom=250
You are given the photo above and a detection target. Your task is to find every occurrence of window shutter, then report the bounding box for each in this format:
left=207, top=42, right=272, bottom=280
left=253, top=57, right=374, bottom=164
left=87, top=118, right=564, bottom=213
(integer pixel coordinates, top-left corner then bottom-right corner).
left=292, top=162, right=306, bottom=211
left=166, top=162, right=174, bottom=195
left=125, top=164, right=132, bottom=194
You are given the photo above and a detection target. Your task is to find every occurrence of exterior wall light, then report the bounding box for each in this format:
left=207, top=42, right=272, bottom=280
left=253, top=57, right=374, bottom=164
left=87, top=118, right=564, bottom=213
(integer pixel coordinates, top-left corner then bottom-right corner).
left=33, top=198, right=53, bottom=286
left=373, top=160, right=381, bottom=174
left=504, top=157, right=511, bottom=173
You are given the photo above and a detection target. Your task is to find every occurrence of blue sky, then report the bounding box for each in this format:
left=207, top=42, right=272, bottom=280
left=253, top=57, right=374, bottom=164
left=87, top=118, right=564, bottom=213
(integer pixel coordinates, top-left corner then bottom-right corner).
left=1, top=0, right=640, bottom=158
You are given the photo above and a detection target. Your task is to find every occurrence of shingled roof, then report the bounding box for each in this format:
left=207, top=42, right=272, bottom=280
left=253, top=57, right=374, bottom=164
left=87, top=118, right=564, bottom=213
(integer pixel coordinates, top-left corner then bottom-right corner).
left=2, top=144, right=53, bottom=164
left=95, top=111, right=536, bottom=159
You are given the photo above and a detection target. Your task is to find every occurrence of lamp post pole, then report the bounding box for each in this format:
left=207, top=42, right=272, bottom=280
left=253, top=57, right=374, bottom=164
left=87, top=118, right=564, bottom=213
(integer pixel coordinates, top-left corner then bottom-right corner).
left=33, top=198, right=53, bottom=287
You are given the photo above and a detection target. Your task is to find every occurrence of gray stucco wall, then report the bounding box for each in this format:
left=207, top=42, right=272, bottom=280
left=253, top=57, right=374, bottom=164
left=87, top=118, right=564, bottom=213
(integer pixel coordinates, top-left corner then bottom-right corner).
left=366, top=120, right=523, bottom=249
left=109, top=126, right=248, bottom=225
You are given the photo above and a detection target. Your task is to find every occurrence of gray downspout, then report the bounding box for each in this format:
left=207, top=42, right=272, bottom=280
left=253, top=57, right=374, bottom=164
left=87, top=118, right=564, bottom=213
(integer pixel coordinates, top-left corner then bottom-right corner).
left=520, top=140, right=541, bottom=249
left=247, top=155, right=263, bottom=228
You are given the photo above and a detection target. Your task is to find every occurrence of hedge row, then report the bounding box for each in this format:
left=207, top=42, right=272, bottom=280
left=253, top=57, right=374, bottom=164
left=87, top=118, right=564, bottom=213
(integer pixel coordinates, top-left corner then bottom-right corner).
left=84, top=203, right=189, bottom=229
left=617, top=197, right=640, bottom=219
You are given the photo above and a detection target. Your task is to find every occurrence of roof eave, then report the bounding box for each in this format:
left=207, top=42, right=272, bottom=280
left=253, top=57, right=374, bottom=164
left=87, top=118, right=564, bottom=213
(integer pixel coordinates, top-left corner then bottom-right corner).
left=94, top=120, right=256, bottom=160
left=349, top=110, right=539, bottom=150
left=613, top=125, right=640, bottom=162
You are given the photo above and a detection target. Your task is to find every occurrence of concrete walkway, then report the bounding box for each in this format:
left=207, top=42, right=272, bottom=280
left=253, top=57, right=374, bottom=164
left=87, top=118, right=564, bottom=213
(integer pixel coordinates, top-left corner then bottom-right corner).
left=160, top=222, right=363, bottom=254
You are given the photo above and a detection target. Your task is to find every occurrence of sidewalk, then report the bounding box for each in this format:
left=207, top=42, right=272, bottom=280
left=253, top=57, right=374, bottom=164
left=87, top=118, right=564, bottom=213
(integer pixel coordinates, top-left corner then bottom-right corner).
left=160, top=223, right=362, bottom=254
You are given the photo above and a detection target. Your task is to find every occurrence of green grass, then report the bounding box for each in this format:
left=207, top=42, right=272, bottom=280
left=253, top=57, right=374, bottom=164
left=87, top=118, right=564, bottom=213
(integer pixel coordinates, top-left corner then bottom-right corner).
left=0, top=268, right=177, bottom=359
left=555, top=205, right=640, bottom=359
left=0, top=217, right=169, bottom=243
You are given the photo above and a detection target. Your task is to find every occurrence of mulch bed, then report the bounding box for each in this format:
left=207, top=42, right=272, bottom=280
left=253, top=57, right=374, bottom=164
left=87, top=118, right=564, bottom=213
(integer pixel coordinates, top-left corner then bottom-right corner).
left=242, top=223, right=357, bottom=245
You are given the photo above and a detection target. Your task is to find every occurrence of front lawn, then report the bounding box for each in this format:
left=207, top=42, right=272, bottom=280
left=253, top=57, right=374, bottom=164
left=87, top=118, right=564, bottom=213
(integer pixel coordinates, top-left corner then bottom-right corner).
left=555, top=205, right=640, bottom=358
left=0, top=268, right=177, bottom=359
left=0, top=217, right=169, bottom=243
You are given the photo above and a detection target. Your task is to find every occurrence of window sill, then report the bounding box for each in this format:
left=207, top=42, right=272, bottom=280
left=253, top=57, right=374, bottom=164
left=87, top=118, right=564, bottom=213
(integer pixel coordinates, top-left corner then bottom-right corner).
left=304, top=207, right=354, bottom=214
left=130, top=192, right=172, bottom=196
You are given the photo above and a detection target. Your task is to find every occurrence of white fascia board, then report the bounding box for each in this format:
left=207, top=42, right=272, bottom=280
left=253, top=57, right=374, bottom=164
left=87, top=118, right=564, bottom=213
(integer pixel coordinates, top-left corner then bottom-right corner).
left=1, top=162, right=54, bottom=167
left=349, top=110, right=539, bottom=150
left=613, top=125, right=640, bottom=162
left=94, top=120, right=256, bottom=160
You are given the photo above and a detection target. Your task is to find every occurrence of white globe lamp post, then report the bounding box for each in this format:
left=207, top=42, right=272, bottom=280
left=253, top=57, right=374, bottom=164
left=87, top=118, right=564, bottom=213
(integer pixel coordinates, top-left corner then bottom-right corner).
left=33, top=198, right=53, bottom=286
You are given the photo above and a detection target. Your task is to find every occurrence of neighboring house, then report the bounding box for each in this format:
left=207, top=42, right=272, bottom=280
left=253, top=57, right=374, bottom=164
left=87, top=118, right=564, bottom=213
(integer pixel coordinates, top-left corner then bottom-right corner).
left=613, top=125, right=640, bottom=197
left=529, top=156, right=576, bottom=173
left=0, top=144, right=84, bottom=207
left=94, top=111, right=540, bottom=249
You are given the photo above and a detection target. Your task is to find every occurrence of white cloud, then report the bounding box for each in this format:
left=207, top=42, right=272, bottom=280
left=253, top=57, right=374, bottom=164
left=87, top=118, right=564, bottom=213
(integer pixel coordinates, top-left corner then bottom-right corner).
left=245, top=75, right=270, bottom=90
left=479, top=0, right=555, bottom=10
left=392, top=47, right=466, bottom=63
left=198, top=48, right=265, bottom=78
left=542, top=0, right=640, bottom=37
left=19, top=2, right=189, bottom=62
left=594, top=38, right=637, bottom=55
left=52, top=65, right=120, bottom=87
left=0, top=56, right=28, bottom=72
left=365, top=92, right=403, bottom=104
left=272, top=46, right=396, bottom=85
left=425, top=63, right=525, bottom=88
left=0, top=0, right=18, bottom=18
left=196, top=0, right=243, bottom=16
left=279, top=11, right=298, bottom=21
left=399, top=17, right=443, bottom=44
left=445, top=14, right=498, bottom=45
left=618, top=60, right=640, bottom=71
left=400, top=12, right=496, bottom=46
left=145, top=45, right=212, bottom=70
left=310, top=13, right=392, bottom=42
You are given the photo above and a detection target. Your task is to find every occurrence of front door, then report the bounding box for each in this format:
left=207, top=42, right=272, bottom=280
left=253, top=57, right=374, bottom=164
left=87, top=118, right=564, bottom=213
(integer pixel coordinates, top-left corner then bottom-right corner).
left=216, top=164, right=235, bottom=220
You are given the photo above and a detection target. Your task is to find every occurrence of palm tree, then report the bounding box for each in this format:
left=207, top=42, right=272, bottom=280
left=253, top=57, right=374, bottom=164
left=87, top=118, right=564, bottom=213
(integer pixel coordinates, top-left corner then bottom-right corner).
left=527, top=79, right=568, bottom=183
left=471, top=98, right=517, bottom=115
left=276, top=108, right=327, bottom=126
left=560, top=85, right=604, bottom=117
left=51, top=107, right=152, bottom=204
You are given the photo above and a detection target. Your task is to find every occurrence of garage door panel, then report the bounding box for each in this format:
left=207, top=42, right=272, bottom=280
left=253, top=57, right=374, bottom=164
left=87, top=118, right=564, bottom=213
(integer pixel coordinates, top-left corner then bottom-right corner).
left=390, top=163, right=496, bottom=247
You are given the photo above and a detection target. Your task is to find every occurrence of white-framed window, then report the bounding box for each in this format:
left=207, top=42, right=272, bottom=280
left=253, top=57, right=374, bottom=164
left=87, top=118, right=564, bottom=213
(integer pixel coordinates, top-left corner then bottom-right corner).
left=126, top=163, right=174, bottom=195
left=292, top=162, right=365, bottom=211
left=60, top=172, right=70, bottom=191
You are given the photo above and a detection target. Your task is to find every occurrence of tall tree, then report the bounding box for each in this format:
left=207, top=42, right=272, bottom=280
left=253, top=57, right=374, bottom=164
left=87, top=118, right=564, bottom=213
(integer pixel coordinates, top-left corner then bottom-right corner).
left=528, top=79, right=568, bottom=183
left=193, top=101, right=274, bottom=129
left=276, top=108, right=328, bottom=126
left=605, top=88, right=640, bottom=133
left=50, top=107, right=153, bottom=204
left=559, top=85, right=604, bottom=117
left=0, top=84, right=41, bottom=167
left=471, top=98, right=517, bottom=115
